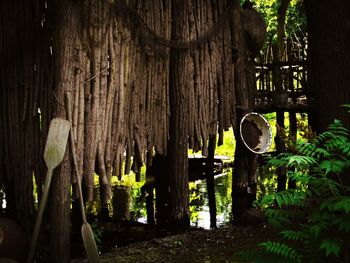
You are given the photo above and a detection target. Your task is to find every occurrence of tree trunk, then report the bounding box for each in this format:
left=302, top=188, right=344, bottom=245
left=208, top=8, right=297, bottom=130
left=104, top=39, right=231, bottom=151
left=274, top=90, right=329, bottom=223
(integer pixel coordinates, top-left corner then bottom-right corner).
left=145, top=151, right=155, bottom=226
left=305, top=0, right=350, bottom=133
left=206, top=135, right=217, bottom=229
left=273, top=0, right=290, bottom=192
left=168, top=0, right=191, bottom=231
left=305, top=0, right=350, bottom=187
left=231, top=0, right=259, bottom=220
left=154, top=154, right=171, bottom=227
left=49, top=0, right=79, bottom=261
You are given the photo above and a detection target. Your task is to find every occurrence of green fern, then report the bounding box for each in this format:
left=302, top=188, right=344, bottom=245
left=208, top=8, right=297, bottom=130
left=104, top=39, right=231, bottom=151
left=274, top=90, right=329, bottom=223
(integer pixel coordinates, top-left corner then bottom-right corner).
left=332, top=215, right=350, bottom=232
left=258, top=241, right=302, bottom=263
left=319, top=238, right=343, bottom=257
left=239, top=117, right=350, bottom=262
left=280, top=230, right=307, bottom=241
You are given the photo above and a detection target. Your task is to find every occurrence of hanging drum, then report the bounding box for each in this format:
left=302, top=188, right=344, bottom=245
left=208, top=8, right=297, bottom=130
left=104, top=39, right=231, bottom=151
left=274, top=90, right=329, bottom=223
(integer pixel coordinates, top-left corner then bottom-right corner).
left=240, top=112, right=272, bottom=154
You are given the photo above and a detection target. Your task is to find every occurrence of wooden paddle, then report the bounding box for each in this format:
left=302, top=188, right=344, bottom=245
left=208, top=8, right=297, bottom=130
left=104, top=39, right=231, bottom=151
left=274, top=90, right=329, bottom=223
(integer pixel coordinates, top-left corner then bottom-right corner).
left=27, top=118, right=70, bottom=263
left=66, top=93, right=100, bottom=263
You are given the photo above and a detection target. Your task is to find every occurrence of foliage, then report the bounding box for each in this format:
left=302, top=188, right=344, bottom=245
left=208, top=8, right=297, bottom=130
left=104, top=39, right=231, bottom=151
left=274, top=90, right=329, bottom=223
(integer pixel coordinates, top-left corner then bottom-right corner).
left=284, top=0, right=307, bottom=38
left=239, top=118, right=350, bottom=262
left=216, top=128, right=236, bottom=158
left=254, top=0, right=306, bottom=41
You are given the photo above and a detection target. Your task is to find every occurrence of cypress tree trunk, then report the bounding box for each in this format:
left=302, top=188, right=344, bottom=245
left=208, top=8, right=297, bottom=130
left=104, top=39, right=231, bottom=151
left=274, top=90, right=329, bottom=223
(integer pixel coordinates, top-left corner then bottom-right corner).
left=206, top=135, right=217, bottom=228
left=231, top=0, right=257, bottom=220
left=273, top=0, right=290, bottom=192
left=305, top=0, right=350, bottom=186
left=305, top=0, right=350, bottom=133
left=168, top=0, right=191, bottom=231
left=49, top=0, right=79, bottom=261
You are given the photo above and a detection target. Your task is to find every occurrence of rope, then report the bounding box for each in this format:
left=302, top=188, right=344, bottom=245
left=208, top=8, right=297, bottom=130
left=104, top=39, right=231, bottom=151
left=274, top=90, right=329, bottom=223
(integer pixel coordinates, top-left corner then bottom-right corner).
left=114, top=0, right=237, bottom=50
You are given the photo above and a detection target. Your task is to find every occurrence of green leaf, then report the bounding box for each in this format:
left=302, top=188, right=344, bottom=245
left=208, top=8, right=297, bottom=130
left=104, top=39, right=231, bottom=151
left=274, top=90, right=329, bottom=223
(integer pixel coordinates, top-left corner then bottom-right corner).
left=319, top=239, right=342, bottom=257
left=333, top=197, right=350, bottom=213
left=276, top=194, right=283, bottom=208
left=333, top=215, right=350, bottom=232
left=314, top=148, right=331, bottom=159
left=286, top=155, right=316, bottom=168
left=341, top=104, right=350, bottom=112
left=308, top=223, right=327, bottom=239
left=259, top=241, right=302, bottom=262
left=280, top=230, right=306, bottom=241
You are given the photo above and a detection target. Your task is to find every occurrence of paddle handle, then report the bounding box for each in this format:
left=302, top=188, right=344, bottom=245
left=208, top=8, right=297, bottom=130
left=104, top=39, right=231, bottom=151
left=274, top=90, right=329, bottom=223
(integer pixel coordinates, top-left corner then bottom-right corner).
left=27, top=168, right=54, bottom=263
left=73, top=149, right=87, bottom=223
left=69, top=126, right=87, bottom=223
left=65, top=93, right=87, bottom=223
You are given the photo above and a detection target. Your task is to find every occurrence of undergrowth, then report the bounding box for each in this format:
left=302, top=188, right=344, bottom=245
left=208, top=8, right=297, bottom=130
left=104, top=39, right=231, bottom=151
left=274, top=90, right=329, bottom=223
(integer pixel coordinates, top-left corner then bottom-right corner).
left=239, top=115, right=350, bottom=262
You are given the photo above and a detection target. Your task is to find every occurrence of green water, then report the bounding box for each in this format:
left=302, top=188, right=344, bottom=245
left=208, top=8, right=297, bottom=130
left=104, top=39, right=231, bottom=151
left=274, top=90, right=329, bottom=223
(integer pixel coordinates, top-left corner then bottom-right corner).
left=84, top=168, right=233, bottom=230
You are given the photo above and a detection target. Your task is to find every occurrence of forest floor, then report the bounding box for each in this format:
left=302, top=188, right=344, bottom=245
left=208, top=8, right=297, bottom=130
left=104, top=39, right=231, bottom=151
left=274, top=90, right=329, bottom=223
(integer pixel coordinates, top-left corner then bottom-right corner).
left=71, top=222, right=277, bottom=263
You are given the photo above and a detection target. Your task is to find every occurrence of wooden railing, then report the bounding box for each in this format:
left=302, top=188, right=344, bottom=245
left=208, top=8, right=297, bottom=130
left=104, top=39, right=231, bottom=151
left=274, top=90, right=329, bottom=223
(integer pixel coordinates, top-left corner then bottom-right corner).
left=254, top=36, right=308, bottom=112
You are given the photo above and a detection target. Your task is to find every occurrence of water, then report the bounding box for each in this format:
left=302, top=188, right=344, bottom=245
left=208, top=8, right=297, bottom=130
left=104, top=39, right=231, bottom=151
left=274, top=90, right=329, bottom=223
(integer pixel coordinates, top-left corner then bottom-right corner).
left=85, top=169, right=233, bottom=230
left=189, top=172, right=232, bottom=229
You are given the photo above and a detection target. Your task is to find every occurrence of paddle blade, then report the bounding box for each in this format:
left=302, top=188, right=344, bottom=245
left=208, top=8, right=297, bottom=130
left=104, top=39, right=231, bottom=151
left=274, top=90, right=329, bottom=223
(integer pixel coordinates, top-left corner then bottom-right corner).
left=81, top=223, right=100, bottom=263
left=44, top=118, right=70, bottom=169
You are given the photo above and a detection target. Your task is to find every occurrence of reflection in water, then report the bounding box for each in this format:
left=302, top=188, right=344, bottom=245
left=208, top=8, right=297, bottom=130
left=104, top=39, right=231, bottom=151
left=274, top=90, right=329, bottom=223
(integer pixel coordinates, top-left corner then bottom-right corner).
left=189, top=171, right=232, bottom=229
left=86, top=169, right=232, bottom=230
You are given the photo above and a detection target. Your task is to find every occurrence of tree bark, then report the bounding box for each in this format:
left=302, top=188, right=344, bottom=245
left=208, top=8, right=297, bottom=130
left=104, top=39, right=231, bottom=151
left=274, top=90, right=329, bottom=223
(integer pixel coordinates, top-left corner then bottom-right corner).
left=276, top=0, right=291, bottom=59
left=273, top=0, right=290, bottom=192
left=231, top=0, right=259, bottom=220
left=305, top=0, right=350, bottom=187
left=206, top=135, right=217, bottom=228
left=168, top=0, right=191, bottom=231
left=304, top=0, right=350, bottom=133
left=49, top=0, right=79, bottom=261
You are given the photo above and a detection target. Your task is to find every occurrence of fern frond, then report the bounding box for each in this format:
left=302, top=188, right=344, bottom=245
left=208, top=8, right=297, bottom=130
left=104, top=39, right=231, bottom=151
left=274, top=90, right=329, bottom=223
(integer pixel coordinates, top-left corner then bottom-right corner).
left=248, top=112, right=350, bottom=263
left=319, top=238, right=343, bottom=257
left=296, top=141, right=316, bottom=156
left=311, top=147, right=331, bottom=159
left=266, top=208, right=305, bottom=219
left=310, top=177, right=341, bottom=198
left=274, top=190, right=308, bottom=208
left=280, top=230, right=307, bottom=241
left=259, top=194, right=276, bottom=208
left=319, top=197, right=338, bottom=212
left=267, top=153, right=291, bottom=168
left=324, top=137, right=349, bottom=153
left=319, top=159, right=346, bottom=175
left=287, top=171, right=310, bottom=185
left=285, top=155, right=317, bottom=168
left=267, top=215, right=291, bottom=228
left=333, top=197, right=350, bottom=213
left=332, top=214, right=350, bottom=232
left=308, top=222, right=329, bottom=239
left=258, top=241, right=302, bottom=263
left=341, top=104, right=350, bottom=113
left=328, top=119, right=349, bottom=134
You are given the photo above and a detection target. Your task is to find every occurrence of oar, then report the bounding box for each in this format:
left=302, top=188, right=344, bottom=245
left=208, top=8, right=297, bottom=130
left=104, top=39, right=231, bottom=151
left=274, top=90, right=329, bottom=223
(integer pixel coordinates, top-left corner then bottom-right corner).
left=65, top=93, right=100, bottom=263
left=27, top=118, right=70, bottom=263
